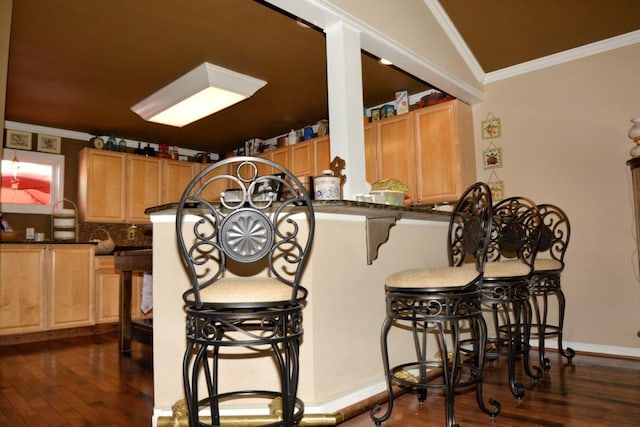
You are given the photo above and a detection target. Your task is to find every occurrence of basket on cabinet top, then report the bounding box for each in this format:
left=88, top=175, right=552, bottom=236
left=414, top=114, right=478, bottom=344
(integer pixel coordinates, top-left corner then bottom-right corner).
left=90, top=228, right=115, bottom=254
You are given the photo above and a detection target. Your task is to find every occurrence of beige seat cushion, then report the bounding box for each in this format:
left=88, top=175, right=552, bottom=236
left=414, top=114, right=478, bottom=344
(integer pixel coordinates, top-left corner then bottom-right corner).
left=484, top=259, right=530, bottom=278
left=186, top=277, right=303, bottom=304
left=534, top=258, right=563, bottom=272
left=385, top=264, right=480, bottom=289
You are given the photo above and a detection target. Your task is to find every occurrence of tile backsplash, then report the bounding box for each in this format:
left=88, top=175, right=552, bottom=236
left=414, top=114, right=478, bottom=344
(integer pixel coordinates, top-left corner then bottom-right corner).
left=80, top=222, right=152, bottom=247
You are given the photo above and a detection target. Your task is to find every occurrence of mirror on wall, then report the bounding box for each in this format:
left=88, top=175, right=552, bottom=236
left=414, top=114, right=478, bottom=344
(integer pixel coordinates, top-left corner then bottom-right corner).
left=0, top=149, right=65, bottom=214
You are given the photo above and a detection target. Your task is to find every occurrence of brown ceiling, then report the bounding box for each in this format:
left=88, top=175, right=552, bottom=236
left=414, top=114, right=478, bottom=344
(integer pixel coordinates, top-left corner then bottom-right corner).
left=439, top=0, right=640, bottom=73
left=5, top=0, right=640, bottom=154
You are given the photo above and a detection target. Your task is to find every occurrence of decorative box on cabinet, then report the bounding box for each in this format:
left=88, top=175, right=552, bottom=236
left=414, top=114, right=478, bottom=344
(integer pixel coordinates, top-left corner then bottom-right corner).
left=0, top=244, right=95, bottom=335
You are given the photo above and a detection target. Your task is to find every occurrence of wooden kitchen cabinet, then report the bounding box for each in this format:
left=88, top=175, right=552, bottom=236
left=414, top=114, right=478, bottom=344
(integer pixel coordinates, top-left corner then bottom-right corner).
left=95, top=255, right=147, bottom=324
left=258, top=136, right=330, bottom=177
left=253, top=147, right=286, bottom=176
left=365, top=100, right=475, bottom=205
left=269, top=146, right=290, bottom=173
left=78, top=149, right=127, bottom=222
left=0, top=244, right=95, bottom=335
left=95, top=255, right=121, bottom=323
left=367, top=113, right=417, bottom=201
left=127, top=155, right=161, bottom=223
left=80, top=148, right=201, bottom=222
left=198, top=162, right=235, bottom=201
left=290, top=141, right=314, bottom=176
left=312, top=136, right=331, bottom=175
left=412, top=100, right=475, bottom=204
left=49, top=244, right=95, bottom=329
left=290, top=136, right=331, bottom=176
left=0, top=245, right=46, bottom=335
left=364, top=123, right=379, bottom=184
left=161, top=159, right=199, bottom=204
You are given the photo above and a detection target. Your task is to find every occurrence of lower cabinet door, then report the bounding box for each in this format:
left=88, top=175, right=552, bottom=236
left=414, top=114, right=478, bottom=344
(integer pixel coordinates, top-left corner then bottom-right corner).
left=95, top=256, right=120, bottom=324
left=48, top=245, right=95, bottom=329
left=0, top=245, right=47, bottom=335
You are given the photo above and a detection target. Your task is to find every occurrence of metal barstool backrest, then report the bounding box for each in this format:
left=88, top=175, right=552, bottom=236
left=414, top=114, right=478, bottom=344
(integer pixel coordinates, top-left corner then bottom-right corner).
left=175, top=156, right=315, bottom=308
left=536, top=203, right=570, bottom=271
left=487, top=196, right=541, bottom=272
left=447, top=182, right=494, bottom=275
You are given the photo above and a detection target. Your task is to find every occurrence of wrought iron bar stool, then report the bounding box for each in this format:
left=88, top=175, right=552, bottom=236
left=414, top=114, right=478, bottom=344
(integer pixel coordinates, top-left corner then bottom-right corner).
left=482, top=196, right=543, bottom=399
left=529, top=203, right=574, bottom=370
left=175, top=157, right=315, bottom=427
left=370, top=182, right=500, bottom=427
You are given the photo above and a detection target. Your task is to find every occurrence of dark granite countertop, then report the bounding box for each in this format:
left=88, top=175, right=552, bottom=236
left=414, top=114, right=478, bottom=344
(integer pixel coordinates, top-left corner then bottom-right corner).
left=0, top=240, right=98, bottom=245
left=144, top=199, right=452, bottom=222
left=0, top=241, right=153, bottom=257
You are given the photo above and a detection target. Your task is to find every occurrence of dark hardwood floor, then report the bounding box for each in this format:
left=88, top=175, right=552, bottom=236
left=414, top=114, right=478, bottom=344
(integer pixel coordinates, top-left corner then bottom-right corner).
left=0, top=332, right=153, bottom=426
left=342, top=352, right=640, bottom=427
left=0, top=331, right=638, bottom=426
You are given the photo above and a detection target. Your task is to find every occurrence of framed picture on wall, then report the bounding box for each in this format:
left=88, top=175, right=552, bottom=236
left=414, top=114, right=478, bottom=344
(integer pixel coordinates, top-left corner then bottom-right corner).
left=6, top=130, right=32, bottom=150
left=488, top=180, right=504, bottom=202
left=37, top=134, right=62, bottom=154
left=482, top=147, right=503, bottom=169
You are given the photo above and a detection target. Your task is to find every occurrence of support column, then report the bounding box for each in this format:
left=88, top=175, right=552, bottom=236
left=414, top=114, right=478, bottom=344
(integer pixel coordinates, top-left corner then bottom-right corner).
left=325, top=21, right=368, bottom=199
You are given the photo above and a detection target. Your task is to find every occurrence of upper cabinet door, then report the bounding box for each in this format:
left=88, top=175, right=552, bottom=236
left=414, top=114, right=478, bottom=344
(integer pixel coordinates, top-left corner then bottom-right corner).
left=363, top=123, right=379, bottom=185
left=313, top=136, right=331, bottom=176
left=126, top=156, right=161, bottom=223
left=48, top=244, right=95, bottom=329
left=413, top=100, right=475, bottom=204
left=290, top=141, right=313, bottom=177
left=161, top=159, right=198, bottom=204
left=376, top=114, right=416, bottom=202
left=78, top=149, right=126, bottom=222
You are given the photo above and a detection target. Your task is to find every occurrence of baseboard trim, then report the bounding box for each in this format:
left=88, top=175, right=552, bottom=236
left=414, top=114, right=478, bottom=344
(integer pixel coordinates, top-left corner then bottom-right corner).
left=0, top=323, right=119, bottom=346
left=531, top=339, right=640, bottom=359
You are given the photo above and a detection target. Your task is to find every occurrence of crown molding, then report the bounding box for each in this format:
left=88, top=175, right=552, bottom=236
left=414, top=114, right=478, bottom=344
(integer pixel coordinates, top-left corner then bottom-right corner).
left=484, top=30, right=640, bottom=83
left=423, top=0, right=485, bottom=84
left=266, top=0, right=485, bottom=104
left=427, top=1, right=640, bottom=86
left=4, top=120, right=92, bottom=141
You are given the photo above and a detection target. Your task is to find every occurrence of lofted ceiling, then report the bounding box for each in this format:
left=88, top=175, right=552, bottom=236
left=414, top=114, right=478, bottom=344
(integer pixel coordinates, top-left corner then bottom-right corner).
left=5, top=0, right=640, bottom=154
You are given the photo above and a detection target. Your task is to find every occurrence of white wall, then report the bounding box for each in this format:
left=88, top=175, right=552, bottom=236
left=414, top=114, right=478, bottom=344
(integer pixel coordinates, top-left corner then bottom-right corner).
left=473, top=43, right=640, bottom=353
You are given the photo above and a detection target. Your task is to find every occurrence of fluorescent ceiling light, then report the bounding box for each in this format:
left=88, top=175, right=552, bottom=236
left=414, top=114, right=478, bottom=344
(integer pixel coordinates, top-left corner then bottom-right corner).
left=131, top=62, right=267, bottom=127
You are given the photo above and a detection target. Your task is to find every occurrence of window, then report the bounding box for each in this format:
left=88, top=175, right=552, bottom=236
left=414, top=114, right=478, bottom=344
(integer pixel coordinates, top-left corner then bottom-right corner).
left=0, top=149, right=65, bottom=214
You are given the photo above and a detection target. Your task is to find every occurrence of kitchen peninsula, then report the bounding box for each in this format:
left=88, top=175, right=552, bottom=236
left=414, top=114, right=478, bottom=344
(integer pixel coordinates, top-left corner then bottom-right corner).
left=145, top=200, right=453, bottom=424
